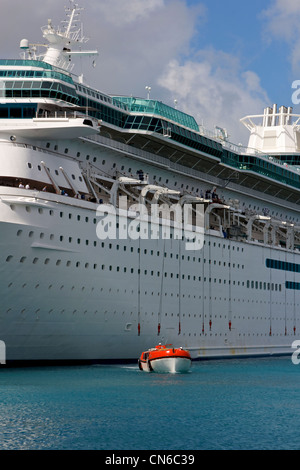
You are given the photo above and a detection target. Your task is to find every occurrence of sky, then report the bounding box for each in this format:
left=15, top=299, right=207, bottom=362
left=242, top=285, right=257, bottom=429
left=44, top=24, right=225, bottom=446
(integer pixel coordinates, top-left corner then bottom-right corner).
left=0, top=0, right=300, bottom=144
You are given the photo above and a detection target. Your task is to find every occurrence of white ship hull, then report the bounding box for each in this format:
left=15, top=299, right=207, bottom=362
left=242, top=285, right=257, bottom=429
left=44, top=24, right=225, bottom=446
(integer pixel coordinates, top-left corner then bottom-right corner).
left=0, top=182, right=297, bottom=362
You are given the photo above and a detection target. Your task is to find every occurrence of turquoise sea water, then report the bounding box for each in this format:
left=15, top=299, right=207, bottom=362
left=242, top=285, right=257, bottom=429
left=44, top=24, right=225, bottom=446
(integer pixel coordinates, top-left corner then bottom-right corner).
left=0, top=357, right=299, bottom=450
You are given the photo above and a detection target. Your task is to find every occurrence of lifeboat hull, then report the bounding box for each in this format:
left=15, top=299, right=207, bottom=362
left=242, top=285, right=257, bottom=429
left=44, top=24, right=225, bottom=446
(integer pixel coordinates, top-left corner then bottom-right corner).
left=150, top=356, right=191, bottom=374
left=139, top=345, right=192, bottom=374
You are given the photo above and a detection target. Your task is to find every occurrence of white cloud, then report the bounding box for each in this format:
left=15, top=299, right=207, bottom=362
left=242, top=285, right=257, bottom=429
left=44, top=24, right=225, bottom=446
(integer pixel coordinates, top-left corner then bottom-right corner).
left=92, top=0, right=165, bottom=26
left=262, top=0, right=300, bottom=71
left=262, top=0, right=300, bottom=39
left=158, top=50, right=270, bottom=144
left=84, top=0, right=203, bottom=98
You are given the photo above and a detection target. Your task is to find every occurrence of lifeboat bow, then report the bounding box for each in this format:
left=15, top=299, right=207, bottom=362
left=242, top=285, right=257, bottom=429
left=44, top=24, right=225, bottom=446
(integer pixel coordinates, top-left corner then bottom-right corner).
left=138, top=344, right=192, bottom=374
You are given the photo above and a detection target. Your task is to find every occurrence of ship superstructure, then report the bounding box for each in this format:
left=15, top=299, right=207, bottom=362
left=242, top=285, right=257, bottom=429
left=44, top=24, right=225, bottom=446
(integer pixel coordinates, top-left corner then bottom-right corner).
left=0, top=2, right=300, bottom=362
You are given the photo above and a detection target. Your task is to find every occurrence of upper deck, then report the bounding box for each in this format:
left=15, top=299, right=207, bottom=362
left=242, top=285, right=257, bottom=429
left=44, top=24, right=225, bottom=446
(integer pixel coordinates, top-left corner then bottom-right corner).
left=1, top=56, right=300, bottom=197
left=0, top=3, right=300, bottom=202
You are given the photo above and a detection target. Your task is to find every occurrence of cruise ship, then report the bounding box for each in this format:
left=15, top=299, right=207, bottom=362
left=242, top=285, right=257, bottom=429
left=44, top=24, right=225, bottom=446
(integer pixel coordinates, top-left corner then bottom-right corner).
left=0, top=2, right=300, bottom=363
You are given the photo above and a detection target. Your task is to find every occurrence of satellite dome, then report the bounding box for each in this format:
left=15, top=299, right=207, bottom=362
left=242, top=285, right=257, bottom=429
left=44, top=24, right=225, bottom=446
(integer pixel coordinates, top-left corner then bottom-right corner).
left=20, top=39, right=29, bottom=50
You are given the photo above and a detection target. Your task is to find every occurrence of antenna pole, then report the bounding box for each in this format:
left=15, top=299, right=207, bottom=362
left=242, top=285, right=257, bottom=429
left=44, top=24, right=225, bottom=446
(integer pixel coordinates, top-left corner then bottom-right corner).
left=65, top=2, right=77, bottom=38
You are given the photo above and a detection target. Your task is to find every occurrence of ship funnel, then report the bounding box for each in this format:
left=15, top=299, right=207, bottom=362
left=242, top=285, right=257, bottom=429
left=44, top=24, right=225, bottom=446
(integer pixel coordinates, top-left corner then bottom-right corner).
left=271, top=104, right=277, bottom=126
left=263, top=107, right=272, bottom=127
left=287, top=107, right=293, bottom=125
left=279, top=106, right=288, bottom=125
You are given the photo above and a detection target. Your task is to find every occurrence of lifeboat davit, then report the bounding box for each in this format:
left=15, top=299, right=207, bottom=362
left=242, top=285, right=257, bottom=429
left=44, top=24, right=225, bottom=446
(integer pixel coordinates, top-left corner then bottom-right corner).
left=138, top=344, right=192, bottom=374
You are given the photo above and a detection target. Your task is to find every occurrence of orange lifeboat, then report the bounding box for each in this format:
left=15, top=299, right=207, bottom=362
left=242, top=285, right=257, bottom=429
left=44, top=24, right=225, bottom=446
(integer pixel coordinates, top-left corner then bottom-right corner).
left=138, top=344, right=191, bottom=374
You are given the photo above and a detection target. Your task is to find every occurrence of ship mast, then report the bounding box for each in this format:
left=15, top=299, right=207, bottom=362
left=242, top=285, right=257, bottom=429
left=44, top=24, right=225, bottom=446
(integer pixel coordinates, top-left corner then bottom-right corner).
left=20, top=1, right=98, bottom=72
left=64, top=2, right=78, bottom=38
